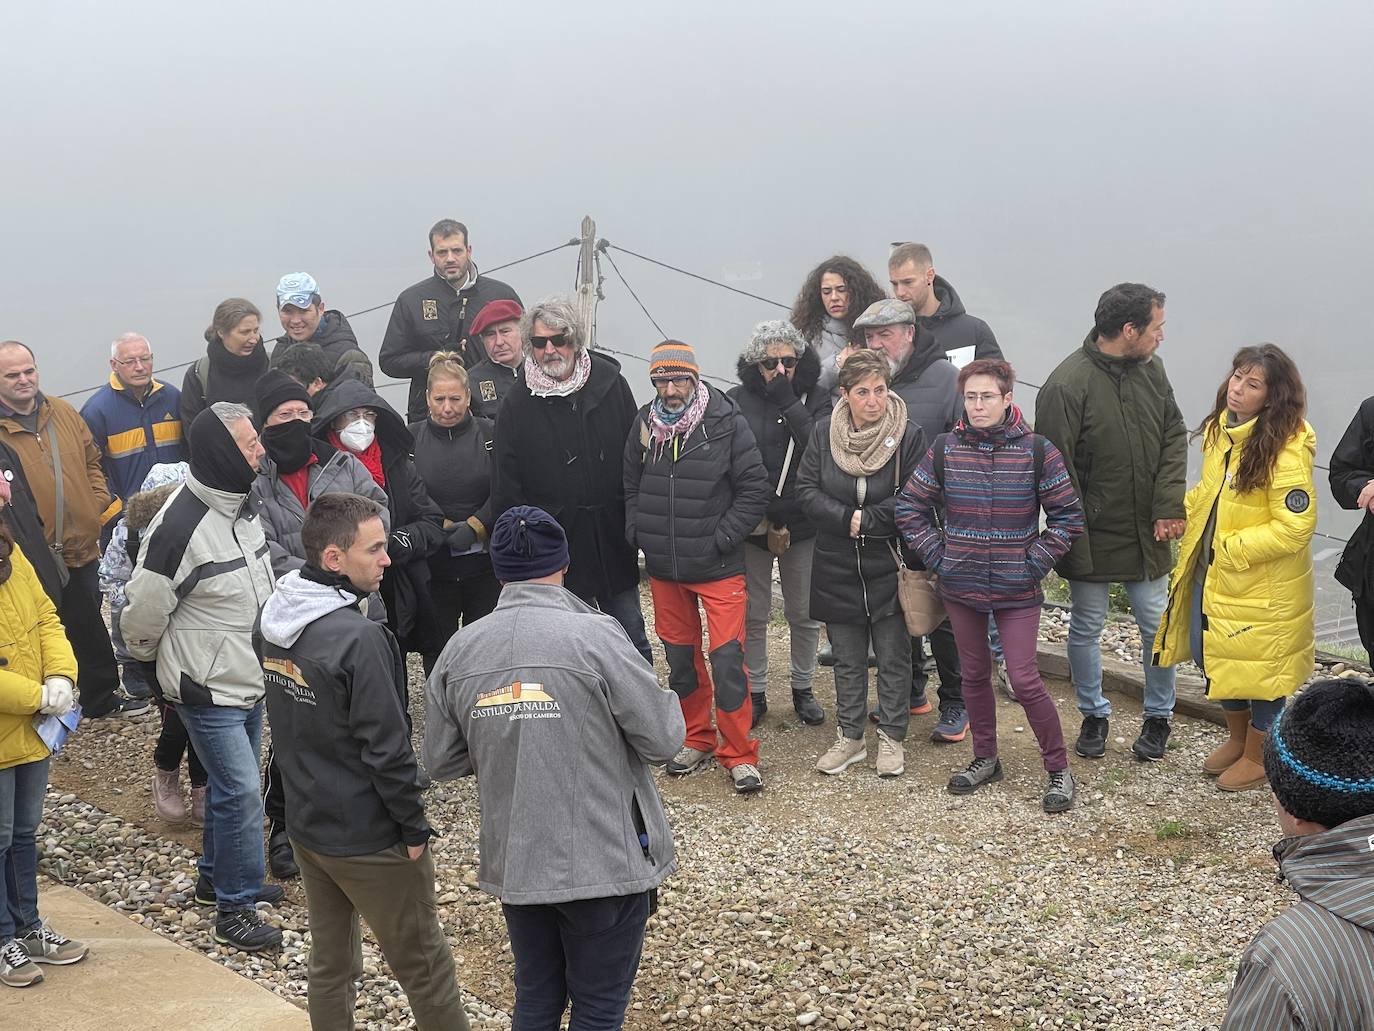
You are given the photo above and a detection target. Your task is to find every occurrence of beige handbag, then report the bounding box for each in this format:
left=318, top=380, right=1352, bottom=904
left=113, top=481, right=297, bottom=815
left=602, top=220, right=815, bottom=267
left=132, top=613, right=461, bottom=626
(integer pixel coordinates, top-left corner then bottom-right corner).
left=754, top=436, right=798, bottom=557
left=890, top=542, right=945, bottom=636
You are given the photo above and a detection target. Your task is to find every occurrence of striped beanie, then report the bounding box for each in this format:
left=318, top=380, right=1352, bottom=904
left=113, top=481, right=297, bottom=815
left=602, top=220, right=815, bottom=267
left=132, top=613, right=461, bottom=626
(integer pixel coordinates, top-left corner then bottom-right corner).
left=1265, top=679, right=1374, bottom=828
left=649, top=340, right=699, bottom=382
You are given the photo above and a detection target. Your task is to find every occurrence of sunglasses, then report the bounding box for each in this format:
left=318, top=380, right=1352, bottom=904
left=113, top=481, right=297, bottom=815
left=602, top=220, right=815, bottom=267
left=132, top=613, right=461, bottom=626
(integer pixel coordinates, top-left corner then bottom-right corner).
left=758, top=356, right=798, bottom=371
left=531, top=333, right=570, bottom=351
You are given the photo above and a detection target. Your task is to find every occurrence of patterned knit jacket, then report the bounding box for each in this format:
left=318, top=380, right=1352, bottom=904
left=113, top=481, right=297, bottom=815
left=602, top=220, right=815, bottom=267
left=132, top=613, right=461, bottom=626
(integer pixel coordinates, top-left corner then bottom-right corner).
left=895, top=406, right=1084, bottom=612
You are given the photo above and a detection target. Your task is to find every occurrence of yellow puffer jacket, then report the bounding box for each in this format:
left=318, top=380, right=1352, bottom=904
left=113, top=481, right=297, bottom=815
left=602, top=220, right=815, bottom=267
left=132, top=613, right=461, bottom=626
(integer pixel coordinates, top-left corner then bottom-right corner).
left=0, top=544, right=79, bottom=770
left=1154, top=415, right=1316, bottom=701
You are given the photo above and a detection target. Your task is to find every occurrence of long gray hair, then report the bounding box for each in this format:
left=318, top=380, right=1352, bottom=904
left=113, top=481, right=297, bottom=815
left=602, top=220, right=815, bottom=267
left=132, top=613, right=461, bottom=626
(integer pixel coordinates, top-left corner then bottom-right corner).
left=521, top=295, right=586, bottom=356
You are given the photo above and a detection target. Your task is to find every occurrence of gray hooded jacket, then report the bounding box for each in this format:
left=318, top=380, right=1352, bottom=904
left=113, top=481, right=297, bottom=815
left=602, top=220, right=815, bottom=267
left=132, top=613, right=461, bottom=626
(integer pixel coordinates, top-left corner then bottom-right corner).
left=423, top=583, right=685, bottom=905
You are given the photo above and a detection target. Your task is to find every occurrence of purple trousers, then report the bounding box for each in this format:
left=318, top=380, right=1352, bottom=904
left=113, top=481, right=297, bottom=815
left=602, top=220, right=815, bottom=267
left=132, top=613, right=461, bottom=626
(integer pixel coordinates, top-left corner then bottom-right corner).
left=944, top=600, right=1068, bottom=772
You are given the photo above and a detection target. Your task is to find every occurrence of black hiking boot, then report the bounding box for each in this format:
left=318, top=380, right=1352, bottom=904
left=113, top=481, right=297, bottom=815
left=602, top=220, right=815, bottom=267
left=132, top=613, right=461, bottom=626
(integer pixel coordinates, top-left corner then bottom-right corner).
left=750, top=692, right=768, bottom=729
left=1075, top=716, right=1109, bottom=759
left=1132, top=716, right=1172, bottom=761
left=791, top=689, right=825, bottom=726
left=214, top=908, right=283, bottom=953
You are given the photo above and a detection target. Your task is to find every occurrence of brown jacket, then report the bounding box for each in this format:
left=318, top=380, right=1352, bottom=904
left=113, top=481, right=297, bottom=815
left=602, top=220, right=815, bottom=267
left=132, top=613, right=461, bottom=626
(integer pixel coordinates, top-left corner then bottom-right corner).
left=0, top=395, right=112, bottom=568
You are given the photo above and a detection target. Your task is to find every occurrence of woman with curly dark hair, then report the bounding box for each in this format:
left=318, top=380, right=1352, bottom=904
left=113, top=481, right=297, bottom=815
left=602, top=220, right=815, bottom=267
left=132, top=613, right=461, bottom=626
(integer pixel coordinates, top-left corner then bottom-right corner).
left=791, top=256, right=886, bottom=400
left=1154, top=343, right=1315, bottom=792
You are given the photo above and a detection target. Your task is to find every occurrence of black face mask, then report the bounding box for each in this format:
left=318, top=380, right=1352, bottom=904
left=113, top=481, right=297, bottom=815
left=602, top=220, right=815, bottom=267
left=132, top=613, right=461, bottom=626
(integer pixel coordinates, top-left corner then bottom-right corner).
left=262, top=420, right=313, bottom=473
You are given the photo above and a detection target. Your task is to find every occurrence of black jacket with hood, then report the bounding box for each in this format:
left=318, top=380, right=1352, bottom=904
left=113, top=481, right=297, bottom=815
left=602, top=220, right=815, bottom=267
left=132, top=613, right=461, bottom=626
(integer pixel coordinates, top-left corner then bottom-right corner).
left=258, top=567, right=431, bottom=857
left=623, top=385, right=770, bottom=584
left=0, top=442, right=66, bottom=605
left=410, top=414, right=497, bottom=582
left=887, top=326, right=964, bottom=444
left=311, top=380, right=445, bottom=650
left=727, top=346, right=831, bottom=545
left=270, top=310, right=374, bottom=387
left=492, top=352, right=642, bottom=600
left=378, top=268, right=522, bottom=422
left=920, top=276, right=1003, bottom=362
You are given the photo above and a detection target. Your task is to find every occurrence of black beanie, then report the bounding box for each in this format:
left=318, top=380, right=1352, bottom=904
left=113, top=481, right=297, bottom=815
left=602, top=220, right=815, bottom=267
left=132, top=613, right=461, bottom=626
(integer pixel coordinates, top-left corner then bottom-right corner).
left=1265, top=678, right=1374, bottom=829
left=254, top=370, right=312, bottom=427
left=489, top=506, right=569, bottom=583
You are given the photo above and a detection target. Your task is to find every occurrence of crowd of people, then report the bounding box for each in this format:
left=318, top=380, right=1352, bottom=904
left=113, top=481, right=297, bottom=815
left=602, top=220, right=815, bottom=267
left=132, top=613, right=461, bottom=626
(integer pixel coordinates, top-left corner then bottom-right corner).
left=0, top=220, right=1371, bottom=1029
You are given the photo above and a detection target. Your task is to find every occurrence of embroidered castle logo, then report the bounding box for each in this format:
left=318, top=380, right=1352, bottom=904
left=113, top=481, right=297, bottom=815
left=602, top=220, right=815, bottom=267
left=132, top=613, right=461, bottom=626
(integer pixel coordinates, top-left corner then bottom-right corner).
left=471, top=681, right=562, bottom=722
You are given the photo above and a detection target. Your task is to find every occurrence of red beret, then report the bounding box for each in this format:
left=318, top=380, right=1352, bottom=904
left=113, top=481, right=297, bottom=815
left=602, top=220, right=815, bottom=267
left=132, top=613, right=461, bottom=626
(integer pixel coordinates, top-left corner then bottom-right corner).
left=470, top=299, right=523, bottom=339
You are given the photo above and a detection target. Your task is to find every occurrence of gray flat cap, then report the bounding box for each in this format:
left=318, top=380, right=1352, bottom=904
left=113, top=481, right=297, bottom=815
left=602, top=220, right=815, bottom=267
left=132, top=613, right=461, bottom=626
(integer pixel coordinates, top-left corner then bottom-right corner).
left=852, top=298, right=916, bottom=329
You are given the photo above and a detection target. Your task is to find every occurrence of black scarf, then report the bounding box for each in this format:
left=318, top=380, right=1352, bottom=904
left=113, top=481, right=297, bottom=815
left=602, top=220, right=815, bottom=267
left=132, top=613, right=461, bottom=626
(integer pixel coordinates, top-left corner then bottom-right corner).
left=262, top=420, right=313, bottom=473
left=205, top=339, right=269, bottom=407
left=188, top=410, right=257, bottom=493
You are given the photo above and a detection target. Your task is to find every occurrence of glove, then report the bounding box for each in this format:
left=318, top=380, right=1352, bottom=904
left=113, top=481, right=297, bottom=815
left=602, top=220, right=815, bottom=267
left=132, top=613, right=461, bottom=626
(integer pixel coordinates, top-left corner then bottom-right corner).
left=447, top=522, right=478, bottom=554
left=763, top=372, right=796, bottom=406
left=38, top=677, right=75, bottom=716
left=388, top=529, right=414, bottom=560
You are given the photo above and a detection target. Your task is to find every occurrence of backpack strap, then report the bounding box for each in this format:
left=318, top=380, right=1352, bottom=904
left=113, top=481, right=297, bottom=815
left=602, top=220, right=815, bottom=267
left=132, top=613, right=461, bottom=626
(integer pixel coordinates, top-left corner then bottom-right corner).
left=195, top=355, right=211, bottom=403
left=1032, top=433, right=1045, bottom=490
left=932, top=432, right=950, bottom=488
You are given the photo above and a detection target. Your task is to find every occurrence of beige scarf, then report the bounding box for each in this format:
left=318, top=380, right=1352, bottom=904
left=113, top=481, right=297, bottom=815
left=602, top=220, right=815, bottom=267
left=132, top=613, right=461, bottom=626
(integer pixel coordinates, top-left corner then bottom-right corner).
left=830, top=394, right=908, bottom=477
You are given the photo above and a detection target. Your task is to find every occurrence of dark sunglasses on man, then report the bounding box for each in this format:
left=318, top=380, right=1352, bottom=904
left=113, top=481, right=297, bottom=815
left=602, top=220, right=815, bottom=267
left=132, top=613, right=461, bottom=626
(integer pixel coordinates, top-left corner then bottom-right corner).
left=531, top=333, right=570, bottom=350
left=758, top=356, right=798, bottom=371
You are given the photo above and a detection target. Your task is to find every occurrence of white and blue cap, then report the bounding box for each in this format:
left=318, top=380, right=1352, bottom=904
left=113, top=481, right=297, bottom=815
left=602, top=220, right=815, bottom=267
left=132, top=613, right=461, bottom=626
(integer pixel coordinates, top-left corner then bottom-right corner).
left=276, top=272, right=319, bottom=310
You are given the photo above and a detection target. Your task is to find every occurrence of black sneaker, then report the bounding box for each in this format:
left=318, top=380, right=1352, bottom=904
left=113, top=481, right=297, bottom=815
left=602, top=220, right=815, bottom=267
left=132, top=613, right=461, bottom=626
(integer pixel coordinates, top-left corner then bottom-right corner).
left=1075, top=716, right=1110, bottom=758
left=195, top=875, right=285, bottom=907
left=1131, top=716, right=1172, bottom=761
left=86, top=696, right=151, bottom=719
left=213, top=908, right=282, bottom=953
left=269, top=829, right=299, bottom=880
left=749, top=691, right=768, bottom=729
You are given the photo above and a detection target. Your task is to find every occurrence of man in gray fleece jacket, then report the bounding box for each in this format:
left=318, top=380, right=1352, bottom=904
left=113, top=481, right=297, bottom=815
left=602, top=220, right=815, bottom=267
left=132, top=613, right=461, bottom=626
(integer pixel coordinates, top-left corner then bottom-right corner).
left=424, top=505, right=684, bottom=1030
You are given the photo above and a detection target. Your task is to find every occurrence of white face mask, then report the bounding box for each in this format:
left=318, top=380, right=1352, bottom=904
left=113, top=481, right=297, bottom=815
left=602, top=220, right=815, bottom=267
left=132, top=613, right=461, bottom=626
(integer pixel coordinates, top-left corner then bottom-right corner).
left=339, top=418, right=375, bottom=452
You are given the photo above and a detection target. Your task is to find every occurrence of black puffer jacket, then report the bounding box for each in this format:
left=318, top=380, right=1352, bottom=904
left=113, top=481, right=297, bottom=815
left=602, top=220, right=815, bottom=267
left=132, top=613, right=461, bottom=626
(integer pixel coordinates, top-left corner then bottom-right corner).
left=0, top=442, right=66, bottom=606
left=887, top=326, right=963, bottom=444
left=311, top=380, right=445, bottom=650
left=920, top=276, right=1003, bottom=362
left=410, top=414, right=496, bottom=582
left=727, top=347, right=831, bottom=545
left=492, top=352, right=641, bottom=600
left=796, top=415, right=927, bottom=624
left=623, top=386, right=769, bottom=584
left=270, top=310, right=374, bottom=387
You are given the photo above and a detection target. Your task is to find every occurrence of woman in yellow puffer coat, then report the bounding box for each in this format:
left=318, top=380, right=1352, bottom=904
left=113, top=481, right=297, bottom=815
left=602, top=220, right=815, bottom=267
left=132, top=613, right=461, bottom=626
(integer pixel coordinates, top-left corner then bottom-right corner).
left=1154, top=344, right=1315, bottom=792
left=0, top=525, right=88, bottom=988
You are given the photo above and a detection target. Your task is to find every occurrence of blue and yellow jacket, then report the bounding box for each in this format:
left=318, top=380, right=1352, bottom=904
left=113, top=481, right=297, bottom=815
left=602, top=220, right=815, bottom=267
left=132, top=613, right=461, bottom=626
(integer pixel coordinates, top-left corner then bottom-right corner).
left=79, top=375, right=184, bottom=518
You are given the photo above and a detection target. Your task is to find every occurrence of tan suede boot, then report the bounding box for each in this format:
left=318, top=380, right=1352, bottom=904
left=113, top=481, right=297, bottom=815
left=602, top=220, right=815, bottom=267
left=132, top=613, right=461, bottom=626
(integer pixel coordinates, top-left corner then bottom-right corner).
left=1217, top=724, right=1268, bottom=792
left=1203, top=709, right=1251, bottom=775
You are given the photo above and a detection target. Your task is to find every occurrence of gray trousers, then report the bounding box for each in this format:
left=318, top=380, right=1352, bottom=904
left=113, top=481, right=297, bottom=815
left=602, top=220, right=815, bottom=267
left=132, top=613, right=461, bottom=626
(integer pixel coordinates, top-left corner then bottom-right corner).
left=294, top=841, right=470, bottom=1031
left=828, top=612, right=913, bottom=742
left=743, top=538, right=822, bottom=694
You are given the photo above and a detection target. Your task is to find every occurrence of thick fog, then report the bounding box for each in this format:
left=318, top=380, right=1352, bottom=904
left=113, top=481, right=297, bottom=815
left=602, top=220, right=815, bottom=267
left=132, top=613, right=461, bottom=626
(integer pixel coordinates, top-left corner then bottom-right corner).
left=3, top=0, right=1372, bottom=623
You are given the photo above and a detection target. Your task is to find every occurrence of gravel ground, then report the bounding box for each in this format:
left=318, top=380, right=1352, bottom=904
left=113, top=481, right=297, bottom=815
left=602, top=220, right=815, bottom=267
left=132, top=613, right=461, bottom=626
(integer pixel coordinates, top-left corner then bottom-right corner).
left=39, top=598, right=1364, bottom=1030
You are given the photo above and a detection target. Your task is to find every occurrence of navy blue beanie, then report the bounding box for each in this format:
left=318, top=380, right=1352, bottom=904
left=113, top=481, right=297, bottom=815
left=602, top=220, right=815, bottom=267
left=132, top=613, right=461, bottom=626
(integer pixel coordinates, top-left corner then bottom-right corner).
left=490, top=506, right=569, bottom=582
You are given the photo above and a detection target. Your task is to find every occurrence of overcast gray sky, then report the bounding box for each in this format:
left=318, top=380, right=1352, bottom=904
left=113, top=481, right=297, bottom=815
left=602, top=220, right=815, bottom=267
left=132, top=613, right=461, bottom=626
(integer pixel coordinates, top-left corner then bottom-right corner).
left=3, top=0, right=1372, bottom=565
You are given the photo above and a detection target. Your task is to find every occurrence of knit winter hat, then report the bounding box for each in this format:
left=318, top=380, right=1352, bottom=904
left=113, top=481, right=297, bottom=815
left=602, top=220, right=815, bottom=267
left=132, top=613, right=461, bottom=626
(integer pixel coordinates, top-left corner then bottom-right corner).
left=470, top=299, right=523, bottom=338
left=489, top=506, right=570, bottom=583
left=649, top=340, right=699, bottom=382
left=1265, top=678, right=1374, bottom=829
left=253, top=370, right=312, bottom=427
left=741, top=319, right=808, bottom=364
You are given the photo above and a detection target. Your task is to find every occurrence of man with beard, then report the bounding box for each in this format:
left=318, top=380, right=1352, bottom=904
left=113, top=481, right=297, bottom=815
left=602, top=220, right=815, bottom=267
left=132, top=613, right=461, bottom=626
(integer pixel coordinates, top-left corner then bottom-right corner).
left=492, top=296, right=652, bottom=663
left=465, top=299, right=524, bottom=418
left=269, top=273, right=373, bottom=387
left=379, top=220, right=522, bottom=423
left=888, top=243, right=1003, bottom=364
left=852, top=299, right=969, bottom=744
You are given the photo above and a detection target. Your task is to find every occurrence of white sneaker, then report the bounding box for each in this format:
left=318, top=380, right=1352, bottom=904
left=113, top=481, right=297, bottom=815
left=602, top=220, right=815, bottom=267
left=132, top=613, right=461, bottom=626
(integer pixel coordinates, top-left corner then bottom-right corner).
left=816, top=730, right=867, bottom=775
left=730, top=763, right=763, bottom=793
left=874, top=728, right=905, bottom=777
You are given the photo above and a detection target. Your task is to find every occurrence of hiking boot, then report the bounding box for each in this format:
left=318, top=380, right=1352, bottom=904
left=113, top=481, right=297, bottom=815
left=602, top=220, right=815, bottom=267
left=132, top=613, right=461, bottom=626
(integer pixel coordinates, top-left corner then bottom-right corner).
left=269, top=829, right=299, bottom=880
left=1075, top=715, right=1110, bottom=758
left=791, top=689, right=825, bottom=726
left=666, top=746, right=712, bottom=776
left=17, top=922, right=88, bottom=965
left=0, top=939, right=42, bottom=988
left=1043, top=769, right=1075, bottom=813
left=730, top=763, right=763, bottom=794
left=931, top=705, right=969, bottom=743
left=874, top=728, right=905, bottom=778
left=817, top=642, right=836, bottom=667
left=86, top=695, right=151, bottom=719
left=996, top=662, right=1017, bottom=702
left=948, top=756, right=1004, bottom=795
left=189, top=786, right=207, bottom=827
left=195, top=875, right=285, bottom=907
left=213, top=908, right=283, bottom=953
left=1132, top=716, right=1172, bottom=762
left=815, top=730, right=867, bottom=775
left=750, top=691, right=768, bottom=729
left=151, top=767, right=187, bottom=824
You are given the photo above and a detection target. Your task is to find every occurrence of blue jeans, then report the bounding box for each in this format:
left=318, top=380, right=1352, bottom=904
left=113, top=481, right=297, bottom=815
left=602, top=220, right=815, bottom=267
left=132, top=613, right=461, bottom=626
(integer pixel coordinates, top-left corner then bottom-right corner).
left=1221, top=697, right=1285, bottom=732
left=175, top=702, right=265, bottom=910
left=503, top=891, right=651, bottom=1031
left=0, top=757, right=50, bottom=940
left=593, top=586, right=654, bottom=667
left=1067, top=576, right=1176, bottom=719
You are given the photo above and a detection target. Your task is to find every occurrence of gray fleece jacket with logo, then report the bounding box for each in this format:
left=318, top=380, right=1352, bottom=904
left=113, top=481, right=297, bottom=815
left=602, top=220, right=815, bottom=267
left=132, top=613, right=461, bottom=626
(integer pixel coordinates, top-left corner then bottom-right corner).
left=423, top=582, right=685, bottom=905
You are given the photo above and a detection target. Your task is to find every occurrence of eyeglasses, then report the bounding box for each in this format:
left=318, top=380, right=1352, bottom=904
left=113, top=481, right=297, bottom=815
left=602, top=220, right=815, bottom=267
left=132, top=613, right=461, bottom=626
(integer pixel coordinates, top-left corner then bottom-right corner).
left=758, top=356, right=798, bottom=371
left=962, top=392, right=1005, bottom=406
left=342, top=408, right=378, bottom=424
left=273, top=406, right=313, bottom=422
left=113, top=354, right=154, bottom=369
left=653, top=376, right=695, bottom=389
left=530, top=333, right=570, bottom=351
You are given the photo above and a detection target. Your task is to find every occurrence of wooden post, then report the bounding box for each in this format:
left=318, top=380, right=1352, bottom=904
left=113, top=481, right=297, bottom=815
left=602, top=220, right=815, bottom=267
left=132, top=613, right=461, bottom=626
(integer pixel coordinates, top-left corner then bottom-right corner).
left=576, top=215, right=598, bottom=349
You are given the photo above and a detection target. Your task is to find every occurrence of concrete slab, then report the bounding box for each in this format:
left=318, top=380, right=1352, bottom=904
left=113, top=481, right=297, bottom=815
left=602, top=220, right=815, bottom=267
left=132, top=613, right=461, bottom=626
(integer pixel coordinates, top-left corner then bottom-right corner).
left=1036, top=640, right=1221, bottom=725
left=0, top=884, right=309, bottom=1030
